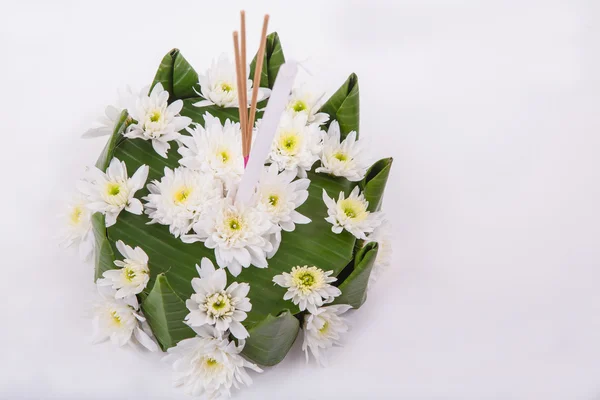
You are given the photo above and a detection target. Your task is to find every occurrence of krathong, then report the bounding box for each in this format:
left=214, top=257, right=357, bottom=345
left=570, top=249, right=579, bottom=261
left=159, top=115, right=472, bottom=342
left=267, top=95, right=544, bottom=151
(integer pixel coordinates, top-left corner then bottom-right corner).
left=64, top=11, right=393, bottom=399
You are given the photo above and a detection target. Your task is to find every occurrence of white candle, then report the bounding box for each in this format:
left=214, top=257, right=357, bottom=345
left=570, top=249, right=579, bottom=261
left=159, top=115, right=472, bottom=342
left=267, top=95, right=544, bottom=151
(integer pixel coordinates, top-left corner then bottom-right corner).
left=235, top=61, right=298, bottom=205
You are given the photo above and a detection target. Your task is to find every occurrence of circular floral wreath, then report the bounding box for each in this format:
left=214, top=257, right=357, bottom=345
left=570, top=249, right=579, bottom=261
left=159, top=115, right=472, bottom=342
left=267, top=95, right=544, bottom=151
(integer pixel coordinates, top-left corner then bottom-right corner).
left=62, top=18, right=392, bottom=399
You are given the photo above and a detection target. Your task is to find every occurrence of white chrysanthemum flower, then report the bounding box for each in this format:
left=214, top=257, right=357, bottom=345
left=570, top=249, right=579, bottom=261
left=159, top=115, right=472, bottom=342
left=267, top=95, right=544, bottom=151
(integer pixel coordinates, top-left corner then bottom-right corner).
left=302, top=304, right=352, bottom=366
left=79, top=158, right=149, bottom=227
left=286, top=85, right=329, bottom=125
left=322, top=186, right=383, bottom=240
left=125, top=83, right=192, bottom=158
left=185, top=258, right=252, bottom=339
left=272, top=266, right=341, bottom=314
left=83, top=105, right=122, bottom=138
left=316, top=120, right=368, bottom=181
left=193, top=54, right=270, bottom=108
left=268, top=112, right=324, bottom=178
left=179, top=113, right=244, bottom=191
left=97, top=240, right=150, bottom=303
left=365, top=222, right=392, bottom=290
left=60, top=192, right=94, bottom=261
left=256, top=164, right=312, bottom=258
left=164, top=325, right=262, bottom=399
left=256, top=164, right=311, bottom=231
left=183, top=198, right=274, bottom=277
left=82, top=86, right=136, bottom=138
left=92, top=286, right=158, bottom=352
left=144, top=167, right=223, bottom=238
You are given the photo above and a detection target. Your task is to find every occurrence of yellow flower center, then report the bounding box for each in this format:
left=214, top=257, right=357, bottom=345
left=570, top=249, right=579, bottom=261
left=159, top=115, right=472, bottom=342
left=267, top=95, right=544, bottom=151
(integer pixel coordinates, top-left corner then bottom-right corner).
left=299, top=272, right=315, bottom=287
left=278, top=132, right=300, bottom=154
left=206, top=358, right=218, bottom=367
left=319, top=321, right=329, bottom=334
left=268, top=195, right=279, bottom=206
left=205, top=291, right=234, bottom=318
left=220, top=150, right=230, bottom=163
left=339, top=198, right=367, bottom=221
left=107, top=183, right=121, bottom=196
left=334, top=152, right=348, bottom=162
left=220, top=82, right=233, bottom=93
left=102, top=181, right=130, bottom=206
left=124, top=267, right=136, bottom=282
left=150, top=110, right=161, bottom=122
left=228, top=218, right=241, bottom=231
left=292, top=100, right=307, bottom=112
left=111, top=310, right=122, bottom=326
left=290, top=266, right=326, bottom=294
left=284, top=138, right=296, bottom=149
left=70, top=206, right=83, bottom=224
left=173, top=186, right=192, bottom=204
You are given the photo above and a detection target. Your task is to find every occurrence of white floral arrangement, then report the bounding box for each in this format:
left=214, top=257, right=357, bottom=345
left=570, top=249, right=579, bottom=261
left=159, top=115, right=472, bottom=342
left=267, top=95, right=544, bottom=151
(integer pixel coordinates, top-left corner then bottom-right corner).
left=63, top=12, right=393, bottom=399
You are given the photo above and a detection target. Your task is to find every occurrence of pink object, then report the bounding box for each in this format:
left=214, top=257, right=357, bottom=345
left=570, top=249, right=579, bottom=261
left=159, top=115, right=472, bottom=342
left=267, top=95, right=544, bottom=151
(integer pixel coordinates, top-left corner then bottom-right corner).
left=244, top=155, right=250, bottom=168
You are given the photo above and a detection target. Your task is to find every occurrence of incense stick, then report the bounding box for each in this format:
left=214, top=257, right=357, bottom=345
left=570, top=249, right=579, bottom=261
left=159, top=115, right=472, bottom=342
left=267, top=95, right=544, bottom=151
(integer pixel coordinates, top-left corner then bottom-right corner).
left=247, top=14, right=270, bottom=148
left=240, top=10, right=248, bottom=124
left=233, top=31, right=248, bottom=157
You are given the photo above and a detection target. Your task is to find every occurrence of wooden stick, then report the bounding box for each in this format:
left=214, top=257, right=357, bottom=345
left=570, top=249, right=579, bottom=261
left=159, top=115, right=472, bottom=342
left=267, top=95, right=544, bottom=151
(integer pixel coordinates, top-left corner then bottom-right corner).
left=240, top=11, right=249, bottom=156
left=233, top=31, right=248, bottom=156
left=240, top=10, right=248, bottom=112
left=247, top=14, right=270, bottom=146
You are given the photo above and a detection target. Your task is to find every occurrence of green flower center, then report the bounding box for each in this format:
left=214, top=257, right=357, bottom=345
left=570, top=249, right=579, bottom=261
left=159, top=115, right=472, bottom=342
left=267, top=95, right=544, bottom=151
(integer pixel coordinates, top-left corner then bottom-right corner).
left=339, top=198, right=367, bottom=221
left=124, top=267, right=136, bottom=281
left=107, top=183, right=121, bottom=196
left=229, top=218, right=241, bottom=230
left=334, top=152, right=348, bottom=161
left=319, top=321, right=329, bottom=334
left=268, top=195, right=279, bottom=206
left=150, top=111, right=161, bottom=122
left=277, top=131, right=302, bottom=154
left=290, top=266, right=326, bottom=294
left=213, top=301, right=225, bottom=310
left=284, top=135, right=299, bottom=151
left=206, top=358, right=218, bottom=366
left=220, top=151, right=229, bottom=163
left=344, top=207, right=357, bottom=218
left=292, top=100, right=307, bottom=112
left=284, top=138, right=296, bottom=149
left=221, top=82, right=233, bottom=93
left=299, top=272, right=315, bottom=287
left=205, top=291, right=234, bottom=318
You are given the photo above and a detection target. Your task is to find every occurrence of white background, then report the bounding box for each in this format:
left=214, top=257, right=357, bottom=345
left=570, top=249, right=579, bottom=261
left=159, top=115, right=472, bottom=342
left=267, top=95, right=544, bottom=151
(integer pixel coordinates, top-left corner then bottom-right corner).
left=1, top=0, right=600, bottom=399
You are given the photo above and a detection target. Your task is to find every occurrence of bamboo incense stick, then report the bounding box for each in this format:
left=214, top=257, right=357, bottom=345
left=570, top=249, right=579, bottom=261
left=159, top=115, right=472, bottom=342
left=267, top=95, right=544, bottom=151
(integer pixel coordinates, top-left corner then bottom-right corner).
left=240, top=10, right=248, bottom=119
left=247, top=14, right=270, bottom=148
left=240, top=11, right=249, bottom=158
left=233, top=31, right=248, bottom=156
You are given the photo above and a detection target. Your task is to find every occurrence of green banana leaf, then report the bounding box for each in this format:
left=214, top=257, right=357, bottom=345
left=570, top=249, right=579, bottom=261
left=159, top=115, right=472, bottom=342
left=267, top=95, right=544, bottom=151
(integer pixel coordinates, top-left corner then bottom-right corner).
left=333, top=242, right=378, bottom=308
left=318, top=73, right=360, bottom=139
left=95, top=110, right=128, bottom=171
left=150, top=49, right=199, bottom=100
left=92, top=213, right=115, bottom=281
left=362, top=157, right=393, bottom=212
left=242, top=311, right=300, bottom=366
left=141, top=274, right=196, bottom=351
left=331, top=159, right=391, bottom=295
left=249, top=32, right=286, bottom=89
